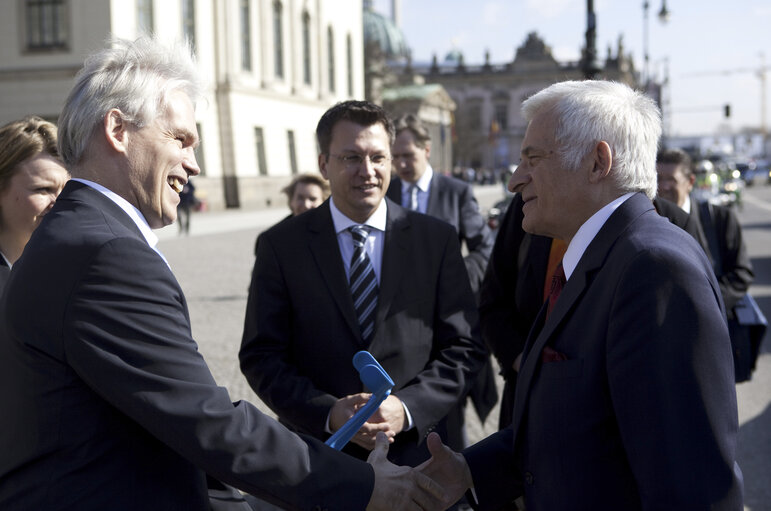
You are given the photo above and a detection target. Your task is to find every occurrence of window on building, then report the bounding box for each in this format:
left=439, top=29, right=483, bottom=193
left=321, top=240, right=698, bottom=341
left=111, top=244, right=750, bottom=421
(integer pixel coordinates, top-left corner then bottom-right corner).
left=467, top=103, right=482, bottom=131
left=25, top=0, right=68, bottom=50
left=327, top=26, right=335, bottom=93
left=240, top=0, right=252, bottom=71
left=182, top=0, right=195, bottom=50
left=346, top=34, right=353, bottom=97
left=301, top=11, right=311, bottom=85
left=494, top=103, right=508, bottom=131
left=195, top=123, right=206, bottom=177
left=137, top=0, right=154, bottom=35
left=273, top=1, right=283, bottom=78
left=287, top=130, right=298, bottom=175
left=254, top=127, right=267, bottom=176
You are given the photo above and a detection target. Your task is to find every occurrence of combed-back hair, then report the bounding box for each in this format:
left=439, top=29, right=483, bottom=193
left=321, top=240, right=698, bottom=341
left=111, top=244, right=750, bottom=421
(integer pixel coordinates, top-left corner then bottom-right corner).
left=522, top=80, right=662, bottom=199
left=393, top=113, right=431, bottom=148
left=58, top=35, right=201, bottom=166
left=316, top=100, right=395, bottom=158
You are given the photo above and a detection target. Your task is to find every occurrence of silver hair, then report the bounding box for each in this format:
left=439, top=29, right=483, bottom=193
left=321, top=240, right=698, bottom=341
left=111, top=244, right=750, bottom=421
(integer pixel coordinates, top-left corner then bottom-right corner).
left=521, top=80, right=661, bottom=199
left=58, top=35, right=201, bottom=166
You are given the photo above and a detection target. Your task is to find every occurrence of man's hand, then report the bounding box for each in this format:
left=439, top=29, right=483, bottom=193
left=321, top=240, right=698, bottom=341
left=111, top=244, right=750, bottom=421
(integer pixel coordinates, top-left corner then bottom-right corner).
left=416, top=432, right=473, bottom=509
left=366, top=432, right=446, bottom=511
left=329, top=393, right=392, bottom=450
left=367, top=394, right=407, bottom=434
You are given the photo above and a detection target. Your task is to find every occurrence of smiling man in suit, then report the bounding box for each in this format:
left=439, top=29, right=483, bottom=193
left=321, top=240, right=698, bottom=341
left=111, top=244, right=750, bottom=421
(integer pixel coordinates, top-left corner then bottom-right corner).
left=240, top=100, right=486, bottom=470
left=419, top=80, right=744, bottom=510
left=0, top=37, right=447, bottom=511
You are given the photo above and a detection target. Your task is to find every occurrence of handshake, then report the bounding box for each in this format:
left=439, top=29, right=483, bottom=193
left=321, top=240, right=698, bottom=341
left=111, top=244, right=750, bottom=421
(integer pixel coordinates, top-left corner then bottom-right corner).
left=328, top=352, right=474, bottom=510
left=365, top=431, right=473, bottom=511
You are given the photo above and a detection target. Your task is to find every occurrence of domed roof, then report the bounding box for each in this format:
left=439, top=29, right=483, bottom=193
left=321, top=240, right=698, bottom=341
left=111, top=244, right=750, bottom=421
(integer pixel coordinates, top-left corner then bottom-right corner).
left=363, top=1, right=409, bottom=59
left=443, top=49, right=464, bottom=63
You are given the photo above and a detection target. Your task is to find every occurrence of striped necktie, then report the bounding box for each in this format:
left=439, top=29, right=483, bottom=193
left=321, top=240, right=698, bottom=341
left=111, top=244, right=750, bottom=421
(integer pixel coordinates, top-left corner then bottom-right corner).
left=349, top=225, right=379, bottom=342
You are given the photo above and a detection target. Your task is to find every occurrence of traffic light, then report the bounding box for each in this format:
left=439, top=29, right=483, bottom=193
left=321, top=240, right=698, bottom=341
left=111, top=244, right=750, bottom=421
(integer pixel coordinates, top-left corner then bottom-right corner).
left=724, top=104, right=731, bottom=118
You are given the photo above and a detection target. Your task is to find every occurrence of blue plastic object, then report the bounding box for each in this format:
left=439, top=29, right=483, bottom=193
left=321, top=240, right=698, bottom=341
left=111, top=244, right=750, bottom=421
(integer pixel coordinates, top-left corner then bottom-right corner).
left=325, top=351, right=395, bottom=450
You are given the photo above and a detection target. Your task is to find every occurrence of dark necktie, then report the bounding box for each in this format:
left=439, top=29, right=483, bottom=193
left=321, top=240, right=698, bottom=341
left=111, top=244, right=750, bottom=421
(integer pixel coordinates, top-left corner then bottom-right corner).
left=349, top=225, right=379, bottom=342
left=546, top=262, right=566, bottom=319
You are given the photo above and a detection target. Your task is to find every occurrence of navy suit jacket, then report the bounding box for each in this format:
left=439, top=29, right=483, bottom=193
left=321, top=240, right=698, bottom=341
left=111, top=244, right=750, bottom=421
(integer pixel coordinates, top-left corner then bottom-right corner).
left=240, top=198, right=486, bottom=465
left=0, top=181, right=373, bottom=510
left=387, top=173, right=493, bottom=293
left=467, top=193, right=743, bottom=510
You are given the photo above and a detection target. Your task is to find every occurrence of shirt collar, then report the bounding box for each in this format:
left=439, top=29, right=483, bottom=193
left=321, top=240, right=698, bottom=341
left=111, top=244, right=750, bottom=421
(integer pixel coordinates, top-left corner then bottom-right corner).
left=400, top=164, right=434, bottom=194
left=329, top=196, right=388, bottom=234
left=681, top=194, right=691, bottom=214
left=562, top=192, right=635, bottom=279
left=71, top=178, right=160, bottom=250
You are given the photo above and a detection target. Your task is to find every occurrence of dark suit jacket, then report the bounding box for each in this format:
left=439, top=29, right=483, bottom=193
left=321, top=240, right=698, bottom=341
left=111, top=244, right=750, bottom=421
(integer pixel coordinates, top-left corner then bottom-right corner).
left=467, top=193, right=743, bottom=510
left=387, top=173, right=493, bottom=293
left=480, top=194, right=712, bottom=429
left=240, top=198, right=486, bottom=465
left=688, top=196, right=753, bottom=311
left=0, top=181, right=373, bottom=511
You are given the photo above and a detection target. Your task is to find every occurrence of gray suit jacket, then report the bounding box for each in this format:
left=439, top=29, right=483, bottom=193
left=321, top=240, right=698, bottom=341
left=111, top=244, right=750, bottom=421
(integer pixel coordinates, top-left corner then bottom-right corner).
left=387, top=173, right=493, bottom=293
left=0, top=181, right=373, bottom=510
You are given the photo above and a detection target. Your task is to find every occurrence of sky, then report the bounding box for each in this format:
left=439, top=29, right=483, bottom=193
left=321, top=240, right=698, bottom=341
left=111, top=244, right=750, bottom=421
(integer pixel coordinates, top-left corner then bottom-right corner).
left=372, top=0, right=771, bottom=138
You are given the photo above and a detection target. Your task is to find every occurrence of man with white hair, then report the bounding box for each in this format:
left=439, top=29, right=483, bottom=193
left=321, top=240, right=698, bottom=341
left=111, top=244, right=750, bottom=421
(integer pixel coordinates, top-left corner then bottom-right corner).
left=0, top=36, right=446, bottom=511
left=420, top=80, right=743, bottom=510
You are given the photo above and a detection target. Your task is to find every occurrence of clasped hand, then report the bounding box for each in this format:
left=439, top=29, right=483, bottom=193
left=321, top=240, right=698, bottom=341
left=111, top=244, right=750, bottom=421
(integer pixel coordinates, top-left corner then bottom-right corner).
left=330, top=393, right=407, bottom=450
left=365, top=431, right=473, bottom=511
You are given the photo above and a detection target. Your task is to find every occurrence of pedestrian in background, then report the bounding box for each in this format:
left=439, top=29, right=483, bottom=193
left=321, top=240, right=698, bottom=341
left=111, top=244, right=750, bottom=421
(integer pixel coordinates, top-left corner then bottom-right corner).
left=177, top=178, right=197, bottom=235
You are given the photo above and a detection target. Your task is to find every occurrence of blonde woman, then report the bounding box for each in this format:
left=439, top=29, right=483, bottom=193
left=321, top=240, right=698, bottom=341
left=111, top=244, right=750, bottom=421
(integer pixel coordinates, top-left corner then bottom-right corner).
left=0, top=116, right=68, bottom=272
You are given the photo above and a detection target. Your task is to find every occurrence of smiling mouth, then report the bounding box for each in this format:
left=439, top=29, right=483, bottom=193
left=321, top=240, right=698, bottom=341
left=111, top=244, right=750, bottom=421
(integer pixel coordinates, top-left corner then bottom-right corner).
left=168, top=176, right=184, bottom=194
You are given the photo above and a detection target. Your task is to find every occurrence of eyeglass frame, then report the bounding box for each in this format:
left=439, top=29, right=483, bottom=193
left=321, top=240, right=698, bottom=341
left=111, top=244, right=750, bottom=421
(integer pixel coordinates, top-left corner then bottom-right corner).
left=329, top=152, right=392, bottom=170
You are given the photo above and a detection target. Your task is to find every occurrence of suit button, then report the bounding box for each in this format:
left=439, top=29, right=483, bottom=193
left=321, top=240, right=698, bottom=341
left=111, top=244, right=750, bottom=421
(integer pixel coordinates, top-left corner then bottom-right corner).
left=524, top=471, right=534, bottom=485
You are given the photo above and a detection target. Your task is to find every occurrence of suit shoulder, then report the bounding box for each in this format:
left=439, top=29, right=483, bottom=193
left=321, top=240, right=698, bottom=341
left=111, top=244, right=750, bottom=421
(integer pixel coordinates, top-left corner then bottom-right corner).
left=434, top=173, right=472, bottom=194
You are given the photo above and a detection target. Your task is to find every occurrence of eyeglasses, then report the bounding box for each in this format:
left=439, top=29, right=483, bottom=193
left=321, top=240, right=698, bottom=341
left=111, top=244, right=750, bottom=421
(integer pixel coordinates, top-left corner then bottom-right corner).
left=330, top=153, right=391, bottom=170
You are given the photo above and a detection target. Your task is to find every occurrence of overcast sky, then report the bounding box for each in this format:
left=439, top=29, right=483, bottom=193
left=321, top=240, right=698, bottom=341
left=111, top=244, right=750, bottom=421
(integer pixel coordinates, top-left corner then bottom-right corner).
left=373, top=0, right=771, bottom=138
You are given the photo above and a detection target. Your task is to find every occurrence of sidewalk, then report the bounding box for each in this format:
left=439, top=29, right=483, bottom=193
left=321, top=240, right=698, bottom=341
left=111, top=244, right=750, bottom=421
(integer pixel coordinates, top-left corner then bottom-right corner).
left=158, top=183, right=508, bottom=241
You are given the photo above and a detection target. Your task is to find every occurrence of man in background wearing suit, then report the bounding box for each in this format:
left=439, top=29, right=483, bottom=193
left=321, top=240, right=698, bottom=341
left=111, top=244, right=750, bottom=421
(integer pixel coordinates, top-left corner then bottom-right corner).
left=0, top=36, right=445, bottom=511
left=387, top=114, right=497, bottom=464
left=240, top=100, right=486, bottom=470
left=387, top=114, right=493, bottom=294
left=657, top=148, right=753, bottom=313
left=421, top=80, right=743, bottom=510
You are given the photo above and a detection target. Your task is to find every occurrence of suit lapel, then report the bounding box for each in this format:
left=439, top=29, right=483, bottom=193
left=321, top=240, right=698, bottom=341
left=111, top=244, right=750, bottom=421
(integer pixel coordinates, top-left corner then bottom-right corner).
left=425, top=174, right=441, bottom=217
left=510, top=193, right=656, bottom=443
left=307, top=203, right=362, bottom=340
left=373, top=199, right=409, bottom=345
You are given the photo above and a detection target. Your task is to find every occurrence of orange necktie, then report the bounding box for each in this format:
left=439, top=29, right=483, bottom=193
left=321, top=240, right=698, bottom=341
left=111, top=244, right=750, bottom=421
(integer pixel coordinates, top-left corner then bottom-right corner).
left=543, top=238, right=568, bottom=303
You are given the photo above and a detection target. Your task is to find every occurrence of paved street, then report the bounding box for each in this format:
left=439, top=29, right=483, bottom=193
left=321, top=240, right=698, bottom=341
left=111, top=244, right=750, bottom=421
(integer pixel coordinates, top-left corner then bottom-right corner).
left=159, top=183, right=770, bottom=510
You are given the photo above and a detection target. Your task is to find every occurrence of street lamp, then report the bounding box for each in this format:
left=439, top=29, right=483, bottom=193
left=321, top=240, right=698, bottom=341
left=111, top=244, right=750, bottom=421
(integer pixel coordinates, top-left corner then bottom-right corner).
left=643, top=0, right=670, bottom=86
left=581, top=0, right=602, bottom=79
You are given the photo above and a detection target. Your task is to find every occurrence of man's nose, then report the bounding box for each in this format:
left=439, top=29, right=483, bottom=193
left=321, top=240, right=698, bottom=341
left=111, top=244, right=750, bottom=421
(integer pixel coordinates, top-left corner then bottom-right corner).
left=184, top=147, right=201, bottom=176
left=508, top=167, right=528, bottom=193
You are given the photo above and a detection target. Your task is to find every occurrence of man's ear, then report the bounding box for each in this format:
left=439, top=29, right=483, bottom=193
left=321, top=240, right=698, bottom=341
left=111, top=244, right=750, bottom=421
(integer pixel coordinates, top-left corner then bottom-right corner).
left=318, top=153, right=329, bottom=179
left=589, top=141, right=612, bottom=184
left=104, top=109, right=129, bottom=154
left=424, top=142, right=431, bottom=159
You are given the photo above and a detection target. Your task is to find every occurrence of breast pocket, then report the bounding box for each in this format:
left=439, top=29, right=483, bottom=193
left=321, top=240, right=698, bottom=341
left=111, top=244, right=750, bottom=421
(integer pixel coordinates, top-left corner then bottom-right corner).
left=540, top=358, right=583, bottom=380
